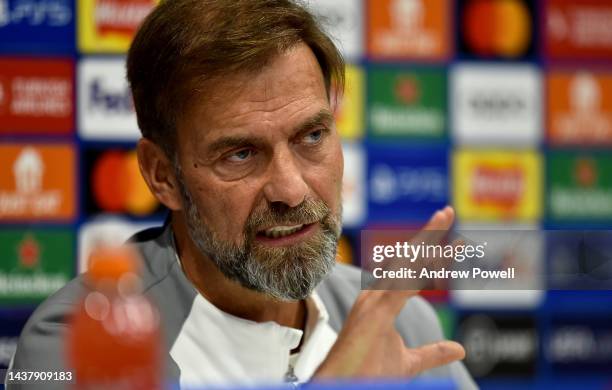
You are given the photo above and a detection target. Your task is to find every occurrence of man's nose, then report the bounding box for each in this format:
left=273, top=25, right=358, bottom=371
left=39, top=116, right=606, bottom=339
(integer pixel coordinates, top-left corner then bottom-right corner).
left=262, top=149, right=308, bottom=208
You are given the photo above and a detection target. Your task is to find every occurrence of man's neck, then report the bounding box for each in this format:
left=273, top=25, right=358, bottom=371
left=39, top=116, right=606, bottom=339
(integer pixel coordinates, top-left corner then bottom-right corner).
left=171, top=214, right=307, bottom=330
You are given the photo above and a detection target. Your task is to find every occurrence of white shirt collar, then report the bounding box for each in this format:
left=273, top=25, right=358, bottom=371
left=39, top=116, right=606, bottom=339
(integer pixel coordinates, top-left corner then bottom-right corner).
left=169, top=233, right=338, bottom=387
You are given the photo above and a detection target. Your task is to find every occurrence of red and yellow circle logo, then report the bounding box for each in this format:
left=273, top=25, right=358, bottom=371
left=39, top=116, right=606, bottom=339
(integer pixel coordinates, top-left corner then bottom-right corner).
left=91, top=150, right=158, bottom=215
left=463, top=0, right=531, bottom=58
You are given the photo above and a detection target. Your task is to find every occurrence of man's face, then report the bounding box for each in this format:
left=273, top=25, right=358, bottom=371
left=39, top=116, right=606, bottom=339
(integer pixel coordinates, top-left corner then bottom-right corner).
left=174, top=43, right=344, bottom=300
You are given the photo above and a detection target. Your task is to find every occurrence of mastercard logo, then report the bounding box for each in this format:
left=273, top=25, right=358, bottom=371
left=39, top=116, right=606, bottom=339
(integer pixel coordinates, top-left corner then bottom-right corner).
left=462, top=0, right=531, bottom=58
left=91, top=150, right=158, bottom=215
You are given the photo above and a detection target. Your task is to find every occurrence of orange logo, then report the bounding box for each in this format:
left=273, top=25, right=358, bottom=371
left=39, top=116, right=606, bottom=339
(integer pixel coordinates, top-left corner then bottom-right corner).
left=91, top=150, right=158, bottom=215
left=547, top=71, right=612, bottom=145
left=0, top=144, right=75, bottom=221
left=462, top=0, right=532, bottom=58
left=367, top=0, right=450, bottom=60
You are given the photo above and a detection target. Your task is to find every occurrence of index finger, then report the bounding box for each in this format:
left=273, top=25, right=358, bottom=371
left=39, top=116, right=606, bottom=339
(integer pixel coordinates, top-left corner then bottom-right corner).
left=365, top=206, right=456, bottom=292
left=412, top=206, right=456, bottom=246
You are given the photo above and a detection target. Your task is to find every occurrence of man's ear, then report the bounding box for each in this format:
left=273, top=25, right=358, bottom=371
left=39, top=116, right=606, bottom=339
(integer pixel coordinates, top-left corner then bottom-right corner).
left=136, top=138, right=182, bottom=211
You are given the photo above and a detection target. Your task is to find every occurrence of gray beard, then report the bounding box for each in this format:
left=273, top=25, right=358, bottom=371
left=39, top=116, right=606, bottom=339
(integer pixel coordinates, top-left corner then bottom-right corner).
left=175, top=167, right=341, bottom=301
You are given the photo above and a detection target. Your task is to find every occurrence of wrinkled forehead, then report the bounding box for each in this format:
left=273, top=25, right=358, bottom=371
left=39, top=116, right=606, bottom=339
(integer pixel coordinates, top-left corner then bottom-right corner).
left=176, top=44, right=331, bottom=145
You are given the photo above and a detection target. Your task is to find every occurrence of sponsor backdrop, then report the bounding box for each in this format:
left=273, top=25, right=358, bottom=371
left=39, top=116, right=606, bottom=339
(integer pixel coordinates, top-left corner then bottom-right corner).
left=1, top=0, right=611, bottom=388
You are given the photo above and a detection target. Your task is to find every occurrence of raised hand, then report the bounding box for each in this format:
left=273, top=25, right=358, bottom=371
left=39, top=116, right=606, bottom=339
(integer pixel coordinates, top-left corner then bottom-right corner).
left=314, top=207, right=465, bottom=379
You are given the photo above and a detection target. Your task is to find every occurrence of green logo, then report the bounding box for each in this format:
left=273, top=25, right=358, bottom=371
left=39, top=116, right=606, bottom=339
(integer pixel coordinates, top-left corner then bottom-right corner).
left=0, top=229, right=74, bottom=305
left=548, top=153, right=612, bottom=220
left=369, top=68, right=446, bottom=138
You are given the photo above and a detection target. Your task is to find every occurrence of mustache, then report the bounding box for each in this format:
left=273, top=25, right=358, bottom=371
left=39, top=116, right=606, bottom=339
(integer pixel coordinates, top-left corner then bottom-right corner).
left=245, top=198, right=331, bottom=235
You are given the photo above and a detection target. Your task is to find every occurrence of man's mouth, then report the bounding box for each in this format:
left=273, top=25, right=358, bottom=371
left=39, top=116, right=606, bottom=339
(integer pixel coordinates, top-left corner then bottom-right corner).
left=261, top=224, right=306, bottom=238
left=255, top=222, right=318, bottom=245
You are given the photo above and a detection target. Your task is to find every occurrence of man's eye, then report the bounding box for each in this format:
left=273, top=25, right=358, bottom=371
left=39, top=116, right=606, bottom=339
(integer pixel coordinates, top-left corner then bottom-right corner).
left=226, top=148, right=253, bottom=163
left=304, top=129, right=324, bottom=144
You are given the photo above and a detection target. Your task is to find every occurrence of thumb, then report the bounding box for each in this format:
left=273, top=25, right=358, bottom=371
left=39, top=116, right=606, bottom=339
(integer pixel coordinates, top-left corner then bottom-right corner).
left=405, top=340, right=466, bottom=376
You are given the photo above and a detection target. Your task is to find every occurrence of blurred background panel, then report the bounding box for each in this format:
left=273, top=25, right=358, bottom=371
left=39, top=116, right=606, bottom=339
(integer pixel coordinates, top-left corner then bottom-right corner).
left=1, top=0, right=612, bottom=388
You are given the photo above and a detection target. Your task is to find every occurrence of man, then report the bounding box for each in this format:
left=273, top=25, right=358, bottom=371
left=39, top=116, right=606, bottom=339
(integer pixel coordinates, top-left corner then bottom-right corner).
left=9, top=0, right=477, bottom=389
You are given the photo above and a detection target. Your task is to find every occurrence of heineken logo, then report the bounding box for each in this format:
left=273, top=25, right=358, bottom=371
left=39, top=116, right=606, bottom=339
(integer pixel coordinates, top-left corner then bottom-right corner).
left=369, top=69, right=445, bottom=137
left=0, top=229, right=73, bottom=303
left=574, top=158, right=597, bottom=188
left=17, top=234, right=39, bottom=269
left=549, top=153, right=612, bottom=220
left=394, top=76, right=420, bottom=105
